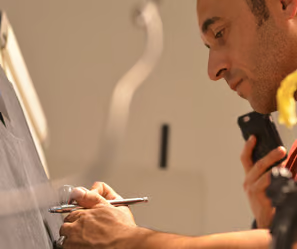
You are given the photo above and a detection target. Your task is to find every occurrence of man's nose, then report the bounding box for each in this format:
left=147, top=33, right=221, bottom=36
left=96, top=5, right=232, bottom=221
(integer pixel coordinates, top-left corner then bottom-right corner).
left=208, top=50, right=230, bottom=81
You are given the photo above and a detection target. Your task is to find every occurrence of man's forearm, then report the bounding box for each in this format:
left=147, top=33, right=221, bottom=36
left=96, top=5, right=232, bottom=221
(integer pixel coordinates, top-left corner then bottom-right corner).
left=132, top=228, right=271, bottom=249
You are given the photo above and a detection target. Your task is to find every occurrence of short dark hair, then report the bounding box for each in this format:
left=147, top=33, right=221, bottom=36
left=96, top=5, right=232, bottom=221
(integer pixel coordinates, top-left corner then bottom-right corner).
left=246, top=0, right=270, bottom=26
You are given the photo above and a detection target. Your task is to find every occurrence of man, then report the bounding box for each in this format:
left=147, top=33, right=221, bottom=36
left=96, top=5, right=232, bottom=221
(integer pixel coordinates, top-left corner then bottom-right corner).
left=60, top=0, right=297, bottom=248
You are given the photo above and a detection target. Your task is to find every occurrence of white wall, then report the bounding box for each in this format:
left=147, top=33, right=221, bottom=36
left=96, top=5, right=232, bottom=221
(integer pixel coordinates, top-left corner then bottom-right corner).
left=0, top=0, right=279, bottom=236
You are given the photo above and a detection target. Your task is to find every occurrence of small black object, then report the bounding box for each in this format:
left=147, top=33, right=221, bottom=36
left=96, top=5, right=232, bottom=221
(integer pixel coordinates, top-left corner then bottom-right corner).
left=0, top=112, right=5, bottom=126
left=159, top=124, right=169, bottom=169
left=238, top=111, right=287, bottom=169
left=266, top=168, right=297, bottom=249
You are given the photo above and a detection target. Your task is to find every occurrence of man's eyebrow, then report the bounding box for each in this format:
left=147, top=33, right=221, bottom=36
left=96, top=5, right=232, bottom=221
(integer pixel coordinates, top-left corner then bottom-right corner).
left=201, top=17, right=221, bottom=33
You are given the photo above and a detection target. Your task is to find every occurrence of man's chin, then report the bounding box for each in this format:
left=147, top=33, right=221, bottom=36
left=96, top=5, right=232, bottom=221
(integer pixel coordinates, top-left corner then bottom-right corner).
left=249, top=100, right=276, bottom=114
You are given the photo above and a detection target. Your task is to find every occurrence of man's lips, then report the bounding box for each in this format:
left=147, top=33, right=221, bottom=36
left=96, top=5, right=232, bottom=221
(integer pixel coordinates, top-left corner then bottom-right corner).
left=229, top=79, right=243, bottom=91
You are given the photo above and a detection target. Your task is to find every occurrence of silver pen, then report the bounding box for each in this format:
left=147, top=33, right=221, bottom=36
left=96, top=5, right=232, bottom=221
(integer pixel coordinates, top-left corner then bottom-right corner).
left=49, top=197, right=149, bottom=213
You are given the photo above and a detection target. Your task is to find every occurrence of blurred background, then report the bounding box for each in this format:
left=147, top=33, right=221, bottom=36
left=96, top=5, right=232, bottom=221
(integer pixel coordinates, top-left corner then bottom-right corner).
left=1, top=0, right=295, bottom=238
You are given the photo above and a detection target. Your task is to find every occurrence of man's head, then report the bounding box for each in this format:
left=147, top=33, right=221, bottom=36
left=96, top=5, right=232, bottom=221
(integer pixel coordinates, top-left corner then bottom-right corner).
left=197, top=0, right=297, bottom=113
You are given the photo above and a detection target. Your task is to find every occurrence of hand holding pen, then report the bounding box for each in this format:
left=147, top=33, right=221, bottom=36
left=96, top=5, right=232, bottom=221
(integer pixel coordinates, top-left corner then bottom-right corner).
left=55, top=182, right=146, bottom=248
left=50, top=184, right=148, bottom=213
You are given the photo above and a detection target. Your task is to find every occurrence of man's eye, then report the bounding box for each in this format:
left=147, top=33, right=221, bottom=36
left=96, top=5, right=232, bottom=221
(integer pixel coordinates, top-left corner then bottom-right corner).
left=215, top=29, right=224, bottom=39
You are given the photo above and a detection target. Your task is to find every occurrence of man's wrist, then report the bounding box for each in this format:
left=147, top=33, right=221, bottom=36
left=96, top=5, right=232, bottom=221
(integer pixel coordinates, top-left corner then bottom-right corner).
left=128, top=227, right=156, bottom=249
left=129, top=227, right=183, bottom=249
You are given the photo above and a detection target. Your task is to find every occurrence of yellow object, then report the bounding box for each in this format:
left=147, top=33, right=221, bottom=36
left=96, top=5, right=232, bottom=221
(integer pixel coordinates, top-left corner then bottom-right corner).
left=277, top=70, right=297, bottom=128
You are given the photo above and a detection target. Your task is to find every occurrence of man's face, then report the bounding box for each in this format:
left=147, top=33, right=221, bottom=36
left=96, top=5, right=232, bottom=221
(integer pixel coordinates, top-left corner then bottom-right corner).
left=197, top=0, right=297, bottom=113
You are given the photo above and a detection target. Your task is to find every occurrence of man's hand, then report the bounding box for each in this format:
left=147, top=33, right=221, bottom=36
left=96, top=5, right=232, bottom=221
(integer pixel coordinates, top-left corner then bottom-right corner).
left=60, top=205, right=140, bottom=249
left=60, top=182, right=140, bottom=249
left=241, top=135, right=287, bottom=229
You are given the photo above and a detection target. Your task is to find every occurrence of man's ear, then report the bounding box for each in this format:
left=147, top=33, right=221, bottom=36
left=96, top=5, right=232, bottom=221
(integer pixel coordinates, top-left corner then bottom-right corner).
left=282, top=0, right=297, bottom=19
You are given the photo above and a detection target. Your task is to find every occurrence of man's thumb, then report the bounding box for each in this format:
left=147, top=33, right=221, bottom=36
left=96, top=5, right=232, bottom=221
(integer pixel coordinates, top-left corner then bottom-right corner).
left=70, top=187, right=109, bottom=208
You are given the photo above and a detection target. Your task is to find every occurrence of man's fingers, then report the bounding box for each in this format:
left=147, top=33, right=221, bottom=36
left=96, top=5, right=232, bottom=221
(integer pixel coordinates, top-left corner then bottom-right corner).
left=64, top=210, right=85, bottom=223
left=247, top=146, right=286, bottom=183
left=253, top=170, right=271, bottom=191
left=241, top=135, right=257, bottom=174
left=244, top=170, right=271, bottom=198
left=90, top=182, right=122, bottom=200
left=59, top=223, right=77, bottom=249
left=60, top=222, right=73, bottom=237
left=70, top=187, right=109, bottom=208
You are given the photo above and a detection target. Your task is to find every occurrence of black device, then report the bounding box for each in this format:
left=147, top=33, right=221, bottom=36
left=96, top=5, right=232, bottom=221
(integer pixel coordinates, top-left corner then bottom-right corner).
left=237, top=111, right=287, bottom=167
left=266, top=168, right=297, bottom=249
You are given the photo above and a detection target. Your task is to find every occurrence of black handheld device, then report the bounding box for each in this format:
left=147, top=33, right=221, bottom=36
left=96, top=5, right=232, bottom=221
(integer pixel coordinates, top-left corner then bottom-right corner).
left=237, top=111, right=287, bottom=167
